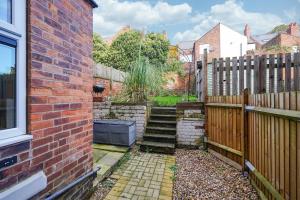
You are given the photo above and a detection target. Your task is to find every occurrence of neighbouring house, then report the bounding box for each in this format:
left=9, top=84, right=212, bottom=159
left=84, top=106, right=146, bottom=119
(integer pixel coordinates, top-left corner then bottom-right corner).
left=0, top=0, right=98, bottom=199
left=192, top=23, right=248, bottom=101
left=178, top=40, right=194, bottom=63
left=244, top=22, right=300, bottom=53
left=192, top=23, right=248, bottom=66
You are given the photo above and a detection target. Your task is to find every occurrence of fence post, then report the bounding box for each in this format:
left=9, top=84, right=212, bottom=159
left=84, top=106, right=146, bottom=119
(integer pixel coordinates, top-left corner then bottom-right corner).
left=242, top=88, right=249, bottom=172
left=202, top=49, right=208, bottom=102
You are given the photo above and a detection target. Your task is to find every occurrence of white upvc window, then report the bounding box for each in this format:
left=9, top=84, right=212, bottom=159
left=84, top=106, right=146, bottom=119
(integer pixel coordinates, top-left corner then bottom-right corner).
left=0, top=0, right=28, bottom=143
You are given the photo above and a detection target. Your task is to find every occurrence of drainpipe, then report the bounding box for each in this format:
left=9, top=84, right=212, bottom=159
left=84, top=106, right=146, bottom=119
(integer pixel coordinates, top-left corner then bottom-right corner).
left=45, top=167, right=100, bottom=200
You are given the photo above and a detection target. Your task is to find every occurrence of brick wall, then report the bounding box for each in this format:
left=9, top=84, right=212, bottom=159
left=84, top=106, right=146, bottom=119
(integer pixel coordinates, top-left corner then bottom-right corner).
left=263, top=33, right=300, bottom=49
left=176, top=102, right=205, bottom=147
left=93, top=77, right=123, bottom=102
left=0, top=0, right=93, bottom=197
left=193, top=24, right=220, bottom=67
left=93, top=102, right=149, bottom=141
left=177, top=119, right=205, bottom=146
left=163, top=62, right=194, bottom=94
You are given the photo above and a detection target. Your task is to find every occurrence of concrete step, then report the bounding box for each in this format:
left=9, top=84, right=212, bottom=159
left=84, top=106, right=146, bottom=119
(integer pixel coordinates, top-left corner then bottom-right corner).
left=143, top=133, right=176, bottom=143
left=150, top=114, right=176, bottom=121
left=147, top=120, right=177, bottom=128
left=139, top=141, right=175, bottom=154
left=146, top=126, right=176, bottom=135
left=151, top=107, right=176, bottom=115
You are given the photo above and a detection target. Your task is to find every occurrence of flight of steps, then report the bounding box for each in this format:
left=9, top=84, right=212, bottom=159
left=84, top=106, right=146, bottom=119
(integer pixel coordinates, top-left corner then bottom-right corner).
left=140, top=107, right=176, bottom=154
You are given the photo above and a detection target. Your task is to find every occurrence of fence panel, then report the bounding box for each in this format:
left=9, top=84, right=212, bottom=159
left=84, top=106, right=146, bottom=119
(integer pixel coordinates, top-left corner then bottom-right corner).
left=247, top=91, right=300, bottom=199
left=204, top=52, right=300, bottom=199
left=206, top=95, right=244, bottom=167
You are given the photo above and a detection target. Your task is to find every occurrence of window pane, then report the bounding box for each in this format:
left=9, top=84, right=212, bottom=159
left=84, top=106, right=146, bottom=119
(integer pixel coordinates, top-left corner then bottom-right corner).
left=0, top=43, right=16, bottom=130
left=0, top=0, right=12, bottom=23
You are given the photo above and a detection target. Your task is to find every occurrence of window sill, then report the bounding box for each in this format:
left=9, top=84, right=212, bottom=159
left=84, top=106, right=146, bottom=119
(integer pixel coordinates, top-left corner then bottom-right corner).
left=0, top=135, right=32, bottom=148
left=0, top=171, right=47, bottom=200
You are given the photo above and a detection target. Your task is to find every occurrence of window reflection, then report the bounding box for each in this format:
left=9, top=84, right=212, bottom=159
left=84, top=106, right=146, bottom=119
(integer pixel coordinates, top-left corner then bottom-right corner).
left=0, top=43, right=16, bottom=130
left=0, top=0, right=12, bottom=23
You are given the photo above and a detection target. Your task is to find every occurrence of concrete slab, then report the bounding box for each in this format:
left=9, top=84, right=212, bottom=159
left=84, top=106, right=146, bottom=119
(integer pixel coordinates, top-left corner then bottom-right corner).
left=93, top=144, right=129, bottom=153
left=93, top=144, right=128, bottom=187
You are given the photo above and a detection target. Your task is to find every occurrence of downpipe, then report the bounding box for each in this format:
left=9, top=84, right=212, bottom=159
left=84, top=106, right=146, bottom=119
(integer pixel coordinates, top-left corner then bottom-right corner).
left=45, top=166, right=100, bottom=200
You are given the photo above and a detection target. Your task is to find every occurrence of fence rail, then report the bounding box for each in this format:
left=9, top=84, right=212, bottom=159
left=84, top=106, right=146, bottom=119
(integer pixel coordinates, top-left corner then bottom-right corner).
left=202, top=52, right=300, bottom=200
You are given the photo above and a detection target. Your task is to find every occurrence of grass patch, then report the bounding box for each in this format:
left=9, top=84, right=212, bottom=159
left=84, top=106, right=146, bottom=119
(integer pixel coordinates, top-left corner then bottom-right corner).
left=151, top=95, right=197, bottom=106
left=169, top=164, right=178, bottom=181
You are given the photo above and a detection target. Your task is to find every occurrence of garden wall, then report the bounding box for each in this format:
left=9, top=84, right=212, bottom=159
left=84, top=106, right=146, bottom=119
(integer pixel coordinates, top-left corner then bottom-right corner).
left=93, top=102, right=149, bottom=141
left=93, top=64, right=125, bottom=102
left=176, top=102, right=205, bottom=147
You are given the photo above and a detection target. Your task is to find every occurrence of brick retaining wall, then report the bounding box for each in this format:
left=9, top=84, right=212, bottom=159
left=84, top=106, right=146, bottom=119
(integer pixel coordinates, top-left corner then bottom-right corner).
left=176, top=102, right=205, bottom=148
left=93, top=102, right=148, bottom=141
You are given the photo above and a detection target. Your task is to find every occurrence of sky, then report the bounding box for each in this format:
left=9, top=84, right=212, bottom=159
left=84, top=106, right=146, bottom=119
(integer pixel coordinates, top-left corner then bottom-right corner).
left=93, top=0, right=300, bottom=44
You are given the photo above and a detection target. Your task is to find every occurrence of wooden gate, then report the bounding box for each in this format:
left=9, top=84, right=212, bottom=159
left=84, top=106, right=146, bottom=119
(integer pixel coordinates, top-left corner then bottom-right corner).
left=202, top=52, right=300, bottom=200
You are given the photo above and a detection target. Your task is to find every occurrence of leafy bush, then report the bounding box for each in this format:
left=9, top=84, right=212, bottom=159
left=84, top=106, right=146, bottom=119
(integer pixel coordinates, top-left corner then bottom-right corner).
left=93, top=30, right=170, bottom=72
left=93, top=33, right=109, bottom=64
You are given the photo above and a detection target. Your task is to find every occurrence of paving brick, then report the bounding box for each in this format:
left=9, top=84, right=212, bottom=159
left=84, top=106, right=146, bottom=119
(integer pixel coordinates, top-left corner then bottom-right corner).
left=104, top=152, right=175, bottom=200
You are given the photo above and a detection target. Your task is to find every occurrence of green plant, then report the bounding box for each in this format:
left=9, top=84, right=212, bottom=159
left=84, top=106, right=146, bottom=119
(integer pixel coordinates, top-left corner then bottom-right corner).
left=102, top=178, right=115, bottom=188
left=93, top=30, right=171, bottom=72
left=169, top=164, right=178, bottom=181
left=151, top=95, right=197, bottom=106
left=122, top=58, right=163, bottom=103
left=93, top=33, right=109, bottom=64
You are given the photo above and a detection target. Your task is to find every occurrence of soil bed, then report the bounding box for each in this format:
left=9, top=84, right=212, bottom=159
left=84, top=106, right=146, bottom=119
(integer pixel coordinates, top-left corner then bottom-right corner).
left=173, top=149, right=258, bottom=200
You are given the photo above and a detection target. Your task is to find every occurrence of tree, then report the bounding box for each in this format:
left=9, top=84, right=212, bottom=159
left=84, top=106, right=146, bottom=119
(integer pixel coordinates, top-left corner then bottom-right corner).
left=142, top=33, right=170, bottom=68
left=92, top=30, right=171, bottom=71
left=92, top=33, right=109, bottom=64
left=270, top=24, right=289, bottom=33
left=108, top=30, right=142, bottom=71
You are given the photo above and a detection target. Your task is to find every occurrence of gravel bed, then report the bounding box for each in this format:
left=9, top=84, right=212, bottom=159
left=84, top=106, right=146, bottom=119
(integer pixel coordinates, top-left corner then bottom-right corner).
left=90, top=178, right=117, bottom=200
left=173, top=149, right=258, bottom=200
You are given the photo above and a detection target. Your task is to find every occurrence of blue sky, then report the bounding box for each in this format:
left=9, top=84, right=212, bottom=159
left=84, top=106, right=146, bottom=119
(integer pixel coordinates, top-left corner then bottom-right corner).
left=93, top=0, right=300, bottom=44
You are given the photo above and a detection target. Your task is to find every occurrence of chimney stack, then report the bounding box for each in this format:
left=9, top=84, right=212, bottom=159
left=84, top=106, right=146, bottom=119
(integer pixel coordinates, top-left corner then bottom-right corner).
left=287, top=22, right=299, bottom=36
left=244, top=24, right=251, bottom=38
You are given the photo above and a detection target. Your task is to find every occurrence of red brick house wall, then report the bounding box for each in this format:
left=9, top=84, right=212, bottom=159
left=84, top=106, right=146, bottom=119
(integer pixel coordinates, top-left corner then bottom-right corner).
left=193, top=24, right=220, bottom=68
left=262, top=33, right=300, bottom=49
left=0, top=0, right=95, bottom=198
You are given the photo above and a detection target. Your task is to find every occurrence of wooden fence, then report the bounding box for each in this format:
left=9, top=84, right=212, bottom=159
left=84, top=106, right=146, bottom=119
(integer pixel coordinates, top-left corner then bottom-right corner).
left=202, top=52, right=300, bottom=200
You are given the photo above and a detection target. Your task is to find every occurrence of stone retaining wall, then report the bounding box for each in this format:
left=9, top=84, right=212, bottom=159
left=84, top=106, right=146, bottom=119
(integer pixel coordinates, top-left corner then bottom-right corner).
left=93, top=102, right=148, bottom=141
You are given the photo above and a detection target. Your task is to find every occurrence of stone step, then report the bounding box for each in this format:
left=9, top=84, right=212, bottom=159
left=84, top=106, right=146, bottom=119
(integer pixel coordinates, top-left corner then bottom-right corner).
left=139, top=141, right=175, bottom=154
left=151, top=107, right=176, bottom=115
left=147, top=120, right=177, bottom=128
left=146, top=126, right=176, bottom=135
left=143, top=133, right=176, bottom=143
left=150, top=114, right=176, bottom=121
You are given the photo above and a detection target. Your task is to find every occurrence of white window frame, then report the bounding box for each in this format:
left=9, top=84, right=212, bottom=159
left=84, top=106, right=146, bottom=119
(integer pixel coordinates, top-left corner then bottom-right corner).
left=0, top=0, right=28, bottom=142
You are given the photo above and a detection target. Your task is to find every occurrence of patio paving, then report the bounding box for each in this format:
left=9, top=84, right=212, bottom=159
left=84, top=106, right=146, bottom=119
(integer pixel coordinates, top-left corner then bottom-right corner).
left=104, top=153, right=176, bottom=200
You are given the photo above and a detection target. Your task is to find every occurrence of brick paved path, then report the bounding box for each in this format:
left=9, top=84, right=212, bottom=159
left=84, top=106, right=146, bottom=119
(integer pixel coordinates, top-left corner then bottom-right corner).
left=104, top=153, right=175, bottom=200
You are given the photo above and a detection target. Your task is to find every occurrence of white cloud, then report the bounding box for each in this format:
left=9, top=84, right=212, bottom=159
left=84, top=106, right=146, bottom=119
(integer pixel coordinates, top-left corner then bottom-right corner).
left=174, top=0, right=283, bottom=42
left=284, top=8, right=299, bottom=21
left=93, top=0, right=192, bottom=37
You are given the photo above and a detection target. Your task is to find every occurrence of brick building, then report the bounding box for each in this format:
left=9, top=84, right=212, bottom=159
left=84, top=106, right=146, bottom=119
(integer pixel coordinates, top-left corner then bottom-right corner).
left=192, top=23, right=248, bottom=101
left=244, top=22, right=300, bottom=52
left=0, top=0, right=98, bottom=199
left=192, top=23, right=248, bottom=66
